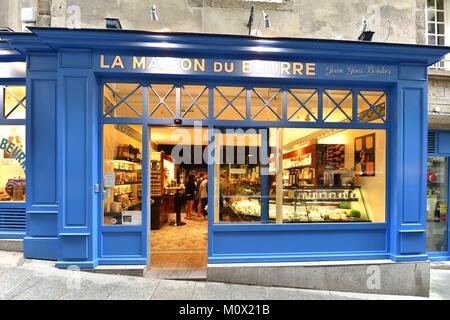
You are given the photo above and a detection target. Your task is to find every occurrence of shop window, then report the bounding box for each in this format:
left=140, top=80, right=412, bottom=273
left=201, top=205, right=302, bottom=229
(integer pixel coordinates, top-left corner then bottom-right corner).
left=427, top=156, right=448, bottom=252
left=3, top=86, right=26, bottom=120
left=214, top=86, right=246, bottom=120
left=148, top=84, right=176, bottom=119
left=181, top=85, right=208, bottom=120
left=215, top=127, right=386, bottom=224
left=287, top=89, right=318, bottom=122
left=358, top=91, right=386, bottom=123
left=103, top=83, right=143, bottom=118
left=323, top=90, right=353, bottom=123
left=250, top=87, right=282, bottom=121
left=102, top=124, right=143, bottom=225
left=0, top=125, right=26, bottom=202
left=214, top=129, right=264, bottom=223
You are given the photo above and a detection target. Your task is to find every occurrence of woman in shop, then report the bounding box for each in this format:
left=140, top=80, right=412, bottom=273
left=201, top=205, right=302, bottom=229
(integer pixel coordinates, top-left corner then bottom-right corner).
left=198, top=173, right=208, bottom=220
left=184, top=174, right=197, bottom=220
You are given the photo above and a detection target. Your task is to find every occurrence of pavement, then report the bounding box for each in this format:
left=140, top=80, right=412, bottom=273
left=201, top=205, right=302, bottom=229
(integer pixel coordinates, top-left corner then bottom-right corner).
left=0, top=250, right=448, bottom=300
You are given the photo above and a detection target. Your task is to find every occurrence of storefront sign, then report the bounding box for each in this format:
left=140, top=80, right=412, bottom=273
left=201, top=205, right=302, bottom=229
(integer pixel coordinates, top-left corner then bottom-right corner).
left=97, top=54, right=397, bottom=80
left=0, top=138, right=25, bottom=169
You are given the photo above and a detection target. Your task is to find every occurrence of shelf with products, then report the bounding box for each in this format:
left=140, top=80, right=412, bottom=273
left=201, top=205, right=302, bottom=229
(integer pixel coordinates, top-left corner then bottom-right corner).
left=282, top=144, right=345, bottom=186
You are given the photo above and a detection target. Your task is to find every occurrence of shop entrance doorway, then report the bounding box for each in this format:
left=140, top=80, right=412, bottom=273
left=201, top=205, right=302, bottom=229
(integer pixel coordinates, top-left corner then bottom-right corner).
left=148, top=126, right=209, bottom=270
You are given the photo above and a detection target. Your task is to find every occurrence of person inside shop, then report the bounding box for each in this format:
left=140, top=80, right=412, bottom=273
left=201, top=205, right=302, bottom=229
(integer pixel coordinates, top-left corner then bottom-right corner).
left=198, top=173, right=208, bottom=220
left=196, top=172, right=206, bottom=217
left=184, top=174, right=197, bottom=220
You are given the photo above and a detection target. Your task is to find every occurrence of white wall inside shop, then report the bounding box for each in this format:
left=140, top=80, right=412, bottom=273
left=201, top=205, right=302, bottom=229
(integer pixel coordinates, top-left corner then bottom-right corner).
left=319, top=129, right=386, bottom=223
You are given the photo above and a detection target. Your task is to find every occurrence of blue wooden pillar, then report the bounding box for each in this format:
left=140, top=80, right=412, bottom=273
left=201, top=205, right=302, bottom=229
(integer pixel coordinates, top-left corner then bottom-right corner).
left=24, top=53, right=59, bottom=260
left=389, top=63, right=429, bottom=261
left=55, top=49, right=98, bottom=268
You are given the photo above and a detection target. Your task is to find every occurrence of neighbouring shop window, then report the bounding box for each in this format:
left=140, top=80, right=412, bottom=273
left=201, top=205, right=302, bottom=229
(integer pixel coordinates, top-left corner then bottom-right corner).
left=148, top=84, right=176, bottom=119
left=427, top=156, right=448, bottom=252
left=103, top=83, right=143, bottom=118
left=215, top=127, right=386, bottom=224
left=0, top=125, right=26, bottom=202
left=3, top=86, right=26, bottom=120
left=102, top=124, right=143, bottom=225
left=181, top=85, right=208, bottom=120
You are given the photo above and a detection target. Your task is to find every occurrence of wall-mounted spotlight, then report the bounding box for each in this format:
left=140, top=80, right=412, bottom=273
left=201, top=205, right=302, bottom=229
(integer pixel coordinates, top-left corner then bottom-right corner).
left=263, top=10, right=271, bottom=28
left=105, top=18, right=122, bottom=30
left=358, top=16, right=374, bottom=41
left=247, top=5, right=255, bottom=36
left=247, top=6, right=271, bottom=36
left=151, top=3, right=160, bottom=21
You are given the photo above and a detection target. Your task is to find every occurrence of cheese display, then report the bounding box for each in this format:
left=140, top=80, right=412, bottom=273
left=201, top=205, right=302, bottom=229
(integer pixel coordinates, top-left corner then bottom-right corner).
left=227, top=186, right=370, bottom=223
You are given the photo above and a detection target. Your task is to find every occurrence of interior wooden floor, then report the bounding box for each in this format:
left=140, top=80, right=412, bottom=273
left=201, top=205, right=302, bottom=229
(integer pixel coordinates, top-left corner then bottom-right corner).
left=150, top=214, right=208, bottom=270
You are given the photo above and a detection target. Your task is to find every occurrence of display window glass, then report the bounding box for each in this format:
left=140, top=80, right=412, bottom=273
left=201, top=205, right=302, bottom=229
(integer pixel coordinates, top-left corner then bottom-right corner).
left=426, top=156, right=448, bottom=252
left=250, top=87, right=282, bottom=121
left=181, top=85, right=208, bottom=120
left=0, top=125, right=26, bottom=202
left=214, top=86, right=246, bottom=120
left=3, top=86, right=26, bottom=120
left=148, top=84, right=176, bottom=119
left=216, top=127, right=386, bottom=224
left=102, top=124, right=143, bottom=225
left=214, top=129, right=263, bottom=223
left=103, top=83, right=143, bottom=118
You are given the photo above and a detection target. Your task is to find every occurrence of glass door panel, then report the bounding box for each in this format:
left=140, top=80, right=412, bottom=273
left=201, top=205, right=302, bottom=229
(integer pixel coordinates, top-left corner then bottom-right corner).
left=427, top=156, right=449, bottom=252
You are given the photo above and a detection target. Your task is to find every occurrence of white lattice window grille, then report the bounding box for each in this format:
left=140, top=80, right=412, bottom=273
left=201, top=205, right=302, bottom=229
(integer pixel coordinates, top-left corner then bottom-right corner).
left=427, top=0, right=450, bottom=69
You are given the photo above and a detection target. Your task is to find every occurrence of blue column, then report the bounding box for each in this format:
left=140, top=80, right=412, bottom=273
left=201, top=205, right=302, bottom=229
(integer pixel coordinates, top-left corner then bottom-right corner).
left=389, top=63, right=429, bottom=261
left=55, top=49, right=98, bottom=268
left=24, top=53, right=59, bottom=260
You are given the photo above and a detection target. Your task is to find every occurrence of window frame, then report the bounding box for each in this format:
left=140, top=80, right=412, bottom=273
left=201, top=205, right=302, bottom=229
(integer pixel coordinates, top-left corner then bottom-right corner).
left=100, top=80, right=389, bottom=228
left=0, top=83, right=27, bottom=207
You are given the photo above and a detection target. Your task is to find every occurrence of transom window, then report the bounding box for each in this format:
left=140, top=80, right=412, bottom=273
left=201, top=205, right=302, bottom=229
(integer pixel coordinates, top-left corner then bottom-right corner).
left=3, top=86, right=26, bottom=120
left=103, top=83, right=387, bottom=125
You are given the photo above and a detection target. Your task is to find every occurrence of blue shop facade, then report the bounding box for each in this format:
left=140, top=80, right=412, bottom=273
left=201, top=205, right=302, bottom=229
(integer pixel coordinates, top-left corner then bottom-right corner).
left=0, top=27, right=449, bottom=269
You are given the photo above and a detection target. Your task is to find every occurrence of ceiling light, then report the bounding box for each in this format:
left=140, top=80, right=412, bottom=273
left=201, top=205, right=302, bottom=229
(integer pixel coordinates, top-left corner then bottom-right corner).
left=105, top=18, right=122, bottom=30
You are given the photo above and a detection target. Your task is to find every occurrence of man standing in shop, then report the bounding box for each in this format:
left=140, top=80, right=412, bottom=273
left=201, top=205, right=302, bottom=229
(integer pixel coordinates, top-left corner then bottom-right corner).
left=198, top=173, right=208, bottom=220
left=196, top=172, right=206, bottom=216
